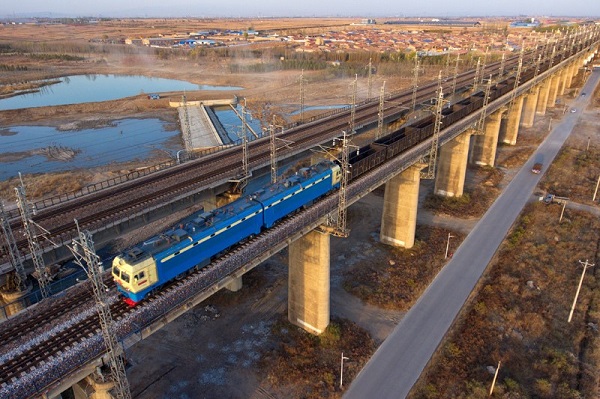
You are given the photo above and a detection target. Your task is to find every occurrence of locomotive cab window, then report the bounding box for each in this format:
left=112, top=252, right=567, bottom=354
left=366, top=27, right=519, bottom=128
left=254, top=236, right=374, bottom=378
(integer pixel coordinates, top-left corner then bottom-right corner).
left=121, top=271, right=130, bottom=283
left=113, top=266, right=120, bottom=278
left=134, top=271, right=145, bottom=281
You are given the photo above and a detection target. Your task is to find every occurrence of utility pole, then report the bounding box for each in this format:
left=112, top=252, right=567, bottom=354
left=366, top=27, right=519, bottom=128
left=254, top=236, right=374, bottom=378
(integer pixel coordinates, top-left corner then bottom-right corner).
left=586, top=136, right=591, bottom=152
left=269, top=124, right=277, bottom=184
left=340, top=352, right=350, bottom=389
left=240, top=99, right=251, bottom=183
left=532, top=36, right=539, bottom=65
left=505, top=46, right=523, bottom=118
left=480, top=47, right=489, bottom=86
left=349, top=74, right=358, bottom=133
left=228, top=102, right=252, bottom=194
left=534, top=54, right=542, bottom=78
left=411, top=55, right=421, bottom=111
left=367, top=57, right=373, bottom=100
left=421, top=74, right=444, bottom=180
left=299, top=69, right=305, bottom=123
left=568, top=260, right=595, bottom=323
left=0, top=201, right=29, bottom=292
left=268, top=123, right=293, bottom=185
left=333, top=131, right=358, bottom=238
left=68, top=220, right=131, bottom=399
left=445, top=233, right=454, bottom=259
left=558, top=199, right=567, bottom=223
left=239, top=121, right=249, bottom=193
left=592, top=175, right=600, bottom=202
left=473, top=57, right=481, bottom=91
left=15, top=174, right=51, bottom=299
left=376, top=81, right=386, bottom=139
left=451, top=53, right=460, bottom=96
left=498, top=53, right=506, bottom=79
left=475, top=76, right=493, bottom=134
left=489, top=361, right=501, bottom=398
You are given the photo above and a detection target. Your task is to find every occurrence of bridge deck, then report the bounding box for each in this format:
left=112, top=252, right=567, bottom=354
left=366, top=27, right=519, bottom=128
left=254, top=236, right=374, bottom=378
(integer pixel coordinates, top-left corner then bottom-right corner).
left=177, top=105, right=223, bottom=148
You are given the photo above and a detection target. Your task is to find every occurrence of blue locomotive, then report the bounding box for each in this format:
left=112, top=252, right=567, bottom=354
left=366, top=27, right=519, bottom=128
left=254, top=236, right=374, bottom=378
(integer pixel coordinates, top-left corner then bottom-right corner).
left=112, top=161, right=341, bottom=305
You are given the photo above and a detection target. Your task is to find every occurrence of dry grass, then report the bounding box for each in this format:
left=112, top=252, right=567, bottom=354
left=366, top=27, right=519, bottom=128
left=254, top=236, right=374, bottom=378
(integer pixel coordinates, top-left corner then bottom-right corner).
left=541, top=145, right=600, bottom=204
left=343, top=225, right=465, bottom=310
left=0, top=18, right=364, bottom=43
left=0, top=171, right=91, bottom=201
left=261, top=316, right=375, bottom=399
left=423, top=166, right=504, bottom=218
left=409, top=204, right=600, bottom=399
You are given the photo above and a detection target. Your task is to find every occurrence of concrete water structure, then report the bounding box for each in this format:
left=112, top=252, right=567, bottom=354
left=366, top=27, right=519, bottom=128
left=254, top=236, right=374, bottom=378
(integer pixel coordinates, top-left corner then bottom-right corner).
left=170, top=98, right=238, bottom=150
left=1, top=26, right=598, bottom=399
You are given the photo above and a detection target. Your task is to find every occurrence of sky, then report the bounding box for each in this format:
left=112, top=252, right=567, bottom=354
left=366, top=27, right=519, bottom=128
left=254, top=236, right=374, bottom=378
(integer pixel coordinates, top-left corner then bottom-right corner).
left=2, top=0, right=599, bottom=18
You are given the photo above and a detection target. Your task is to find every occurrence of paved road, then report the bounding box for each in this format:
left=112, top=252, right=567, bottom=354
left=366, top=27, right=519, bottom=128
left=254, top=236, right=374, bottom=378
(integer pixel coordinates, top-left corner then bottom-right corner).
left=344, top=70, right=600, bottom=399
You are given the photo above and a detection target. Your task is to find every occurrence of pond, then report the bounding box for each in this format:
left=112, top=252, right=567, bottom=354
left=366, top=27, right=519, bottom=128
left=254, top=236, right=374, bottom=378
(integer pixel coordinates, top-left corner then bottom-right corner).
left=0, top=105, right=276, bottom=182
left=0, top=119, right=179, bottom=181
left=0, top=74, right=242, bottom=111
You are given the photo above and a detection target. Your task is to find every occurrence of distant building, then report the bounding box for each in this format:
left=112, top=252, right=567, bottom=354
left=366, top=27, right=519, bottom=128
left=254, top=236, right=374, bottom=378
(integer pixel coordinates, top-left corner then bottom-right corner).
left=385, top=20, right=481, bottom=27
left=125, top=38, right=143, bottom=46
left=510, top=21, right=540, bottom=28
left=510, top=18, right=540, bottom=28
left=143, top=37, right=184, bottom=47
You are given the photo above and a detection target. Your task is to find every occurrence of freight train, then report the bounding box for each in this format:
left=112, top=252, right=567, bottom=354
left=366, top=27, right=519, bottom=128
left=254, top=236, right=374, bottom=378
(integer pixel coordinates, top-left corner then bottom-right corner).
left=112, top=161, right=341, bottom=305
left=112, top=53, right=562, bottom=306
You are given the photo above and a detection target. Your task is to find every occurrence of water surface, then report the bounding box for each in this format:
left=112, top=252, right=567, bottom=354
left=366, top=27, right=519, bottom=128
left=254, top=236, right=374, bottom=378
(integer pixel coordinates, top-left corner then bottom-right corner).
left=0, top=119, right=179, bottom=181
left=0, top=74, right=242, bottom=111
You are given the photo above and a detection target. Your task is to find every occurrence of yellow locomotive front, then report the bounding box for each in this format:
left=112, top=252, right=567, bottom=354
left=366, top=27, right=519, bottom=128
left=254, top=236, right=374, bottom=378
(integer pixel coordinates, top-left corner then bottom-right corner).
left=112, top=248, right=159, bottom=306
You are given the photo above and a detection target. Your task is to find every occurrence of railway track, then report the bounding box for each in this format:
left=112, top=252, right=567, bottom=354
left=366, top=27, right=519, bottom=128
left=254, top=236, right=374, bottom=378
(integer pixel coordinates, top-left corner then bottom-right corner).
left=0, top=299, right=129, bottom=389
left=0, top=277, right=115, bottom=354
left=0, top=35, right=590, bottom=303
left=0, top=55, right=521, bottom=268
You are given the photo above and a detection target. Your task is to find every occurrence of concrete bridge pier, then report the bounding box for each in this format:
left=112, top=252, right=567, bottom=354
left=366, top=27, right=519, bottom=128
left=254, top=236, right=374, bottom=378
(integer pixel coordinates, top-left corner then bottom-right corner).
left=536, top=77, right=552, bottom=115
left=224, top=276, right=243, bottom=292
left=380, top=163, right=427, bottom=248
left=557, top=68, right=568, bottom=96
left=546, top=74, right=561, bottom=108
left=565, top=63, right=575, bottom=90
left=0, top=285, right=32, bottom=318
left=470, top=109, right=504, bottom=166
left=565, top=62, right=577, bottom=89
left=520, top=86, right=540, bottom=128
left=500, top=96, right=524, bottom=145
left=435, top=130, right=472, bottom=197
left=288, top=229, right=330, bottom=335
left=570, top=61, right=581, bottom=85
left=72, top=376, right=115, bottom=399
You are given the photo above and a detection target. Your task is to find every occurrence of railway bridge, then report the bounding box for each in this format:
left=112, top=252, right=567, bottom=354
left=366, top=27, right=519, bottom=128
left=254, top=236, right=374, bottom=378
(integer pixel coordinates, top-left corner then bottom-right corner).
left=0, top=25, right=599, bottom=399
